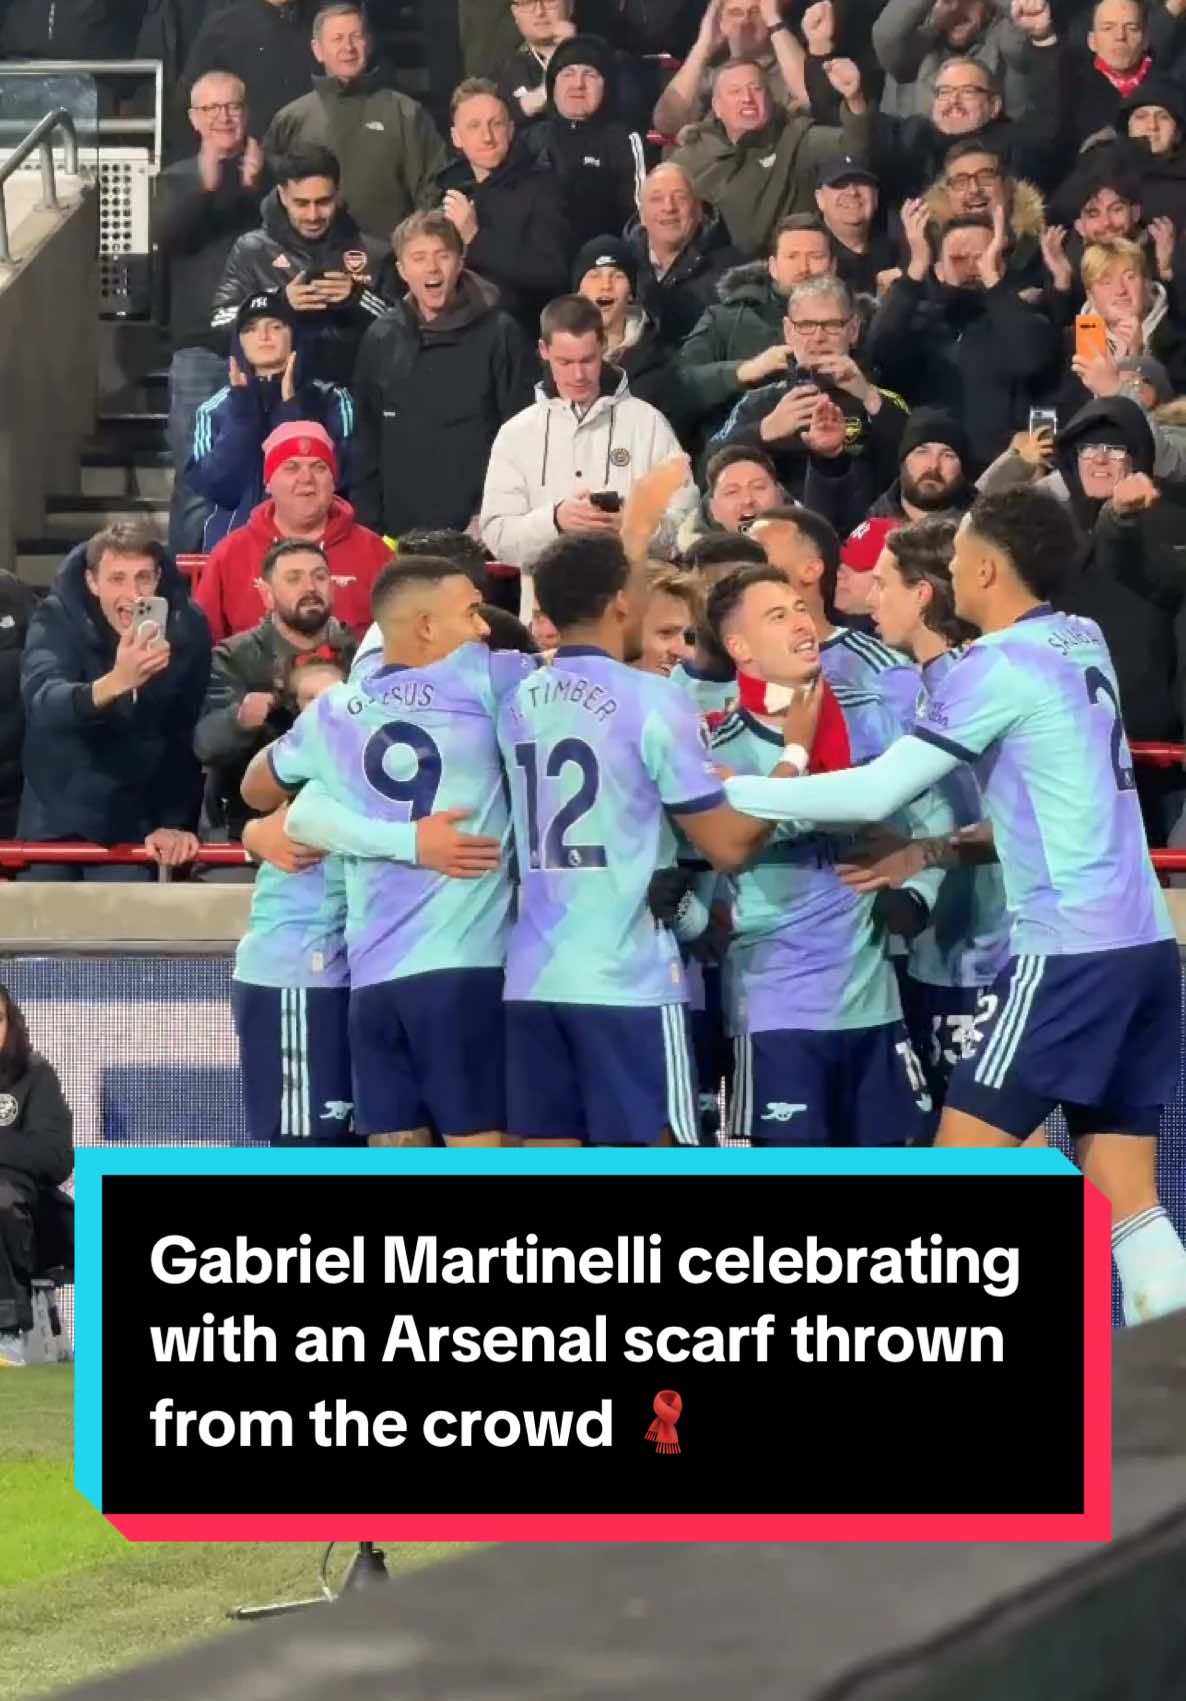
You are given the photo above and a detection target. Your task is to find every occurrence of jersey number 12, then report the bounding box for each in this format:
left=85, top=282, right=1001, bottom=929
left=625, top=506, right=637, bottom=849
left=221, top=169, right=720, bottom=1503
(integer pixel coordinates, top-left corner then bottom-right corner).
left=514, top=739, right=607, bottom=870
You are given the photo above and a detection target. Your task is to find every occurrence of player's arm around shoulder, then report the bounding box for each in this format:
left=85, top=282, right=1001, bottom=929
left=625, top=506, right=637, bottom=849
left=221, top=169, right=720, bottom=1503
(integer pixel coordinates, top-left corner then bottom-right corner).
left=241, top=686, right=339, bottom=811
left=638, top=683, right=771, bottom=874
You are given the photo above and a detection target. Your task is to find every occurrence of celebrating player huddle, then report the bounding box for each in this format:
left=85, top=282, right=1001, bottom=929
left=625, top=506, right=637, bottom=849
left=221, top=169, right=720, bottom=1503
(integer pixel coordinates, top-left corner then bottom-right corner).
left=234, top=483, right=1186, bottom=1326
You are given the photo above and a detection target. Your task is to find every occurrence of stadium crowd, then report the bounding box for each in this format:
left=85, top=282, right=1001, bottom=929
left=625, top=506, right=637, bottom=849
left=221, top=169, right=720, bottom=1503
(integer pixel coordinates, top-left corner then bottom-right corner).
left=2, top=0, right=1186, bottom=1356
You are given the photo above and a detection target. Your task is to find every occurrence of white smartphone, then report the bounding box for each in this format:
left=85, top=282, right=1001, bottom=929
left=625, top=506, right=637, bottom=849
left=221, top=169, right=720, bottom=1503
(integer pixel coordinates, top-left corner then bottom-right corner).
left=132, top=595, right=169, bottom=643
left=1028, top=406, right=1058, bottom=436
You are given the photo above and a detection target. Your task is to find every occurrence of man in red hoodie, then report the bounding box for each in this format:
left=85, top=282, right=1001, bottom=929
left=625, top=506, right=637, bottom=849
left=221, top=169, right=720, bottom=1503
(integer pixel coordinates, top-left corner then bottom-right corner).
left=194, top=419, right=391, bottom=641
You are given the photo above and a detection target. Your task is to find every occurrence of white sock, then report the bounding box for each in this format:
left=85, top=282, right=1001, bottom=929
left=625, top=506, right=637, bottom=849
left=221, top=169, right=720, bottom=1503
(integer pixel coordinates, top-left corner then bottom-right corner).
left=1112, top=1206, right=1186, bottom=1326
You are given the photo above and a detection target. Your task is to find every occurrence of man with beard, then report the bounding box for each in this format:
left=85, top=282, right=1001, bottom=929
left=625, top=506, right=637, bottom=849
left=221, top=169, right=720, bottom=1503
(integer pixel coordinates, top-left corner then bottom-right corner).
left=195, top=420, right=391, bottom=641
left=872, top=0, right=1034, bottom=124
left=864, top=200, right=1058, bottom=469
left=195, top=539, right=356, bottom=841
left=805, top=407, right=972, bottom=540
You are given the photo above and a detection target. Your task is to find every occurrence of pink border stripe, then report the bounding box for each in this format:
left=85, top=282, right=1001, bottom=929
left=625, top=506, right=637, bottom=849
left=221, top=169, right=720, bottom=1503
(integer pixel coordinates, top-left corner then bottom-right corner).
left=106, top=1184, right=1113, bottom=1547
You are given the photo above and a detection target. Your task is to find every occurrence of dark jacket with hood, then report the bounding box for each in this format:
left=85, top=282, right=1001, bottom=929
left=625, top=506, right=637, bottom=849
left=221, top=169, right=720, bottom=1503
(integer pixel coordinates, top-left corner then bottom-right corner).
left=433, top=139, right=570, bottom=333
left=154, top=153, right=268, bottom=355
left=1115, top=79, right=1186, bottom=233
left=0, top=571, right=40, bottom=840
left=0, top=1052, right=72, bottom=1190
left=605, top=306, right=690, bottom=438
left=0, top=0, right=129, bottom=57
left=676, top=260, right=788, bottom=446
left=1053, top=397, right=1181, bottom=742
left=186, top=320, right=355, bottom=550
left=182, top=0, right=316, bottom=137
left=864, top=271, right=1059, bottom=471
left=351, top=270, right=537, bottom=537
left=625, top=212, right=741, bottom=348
left=212, top=189, right=396, bottom=385
left=18, top=546, right=211, bottom=845
left=194, top=613, right=354, bottom=837
left=923, top=171, right=1048, bottom=294
left=524, top=35, right=652, bottom=253
left=1066, top=32, right=1186, bottom=147
left=264, top=71, right=449, bottom=247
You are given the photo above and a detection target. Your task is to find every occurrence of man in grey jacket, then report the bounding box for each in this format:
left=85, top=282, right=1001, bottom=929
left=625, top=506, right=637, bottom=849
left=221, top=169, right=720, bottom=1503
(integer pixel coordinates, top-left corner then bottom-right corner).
left=872, top=0, right=1035, bottom=122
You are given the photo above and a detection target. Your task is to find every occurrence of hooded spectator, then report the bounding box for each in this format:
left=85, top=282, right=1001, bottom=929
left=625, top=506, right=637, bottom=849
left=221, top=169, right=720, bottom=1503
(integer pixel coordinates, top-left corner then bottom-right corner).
left=187, top=290, right=355, bottom=550
left=671, top=56, right=874, bottom=257
left=573, top=234, right=686, bottom=428
left=524, top=34, right=651, bottom=251
left=351, top=210, right=536, bottom=538
left=155, top=70, right=268, bottom=553
left=212, top=145, right=395, bottom=387
left=708, top=274, right=908, bottom=515
left=925, top=138, right=1046, bottom=289
left=183, top=0, right=318, bottom=139
left=495, top=0, right=578, bottom=124
left=677, top=214, right=837, bottom=447
left=814, top=155, right=899, bottom=296
left=195, top=420, right=391, bottom=641
left=265, top=2, right=449, bottom=245
left=18, top=525, right=211, bottom=876
left=806, top=403, right=974, bottom=537
left=1117, top=75, right=1186, bottom=232
left=626, top=163, right=741, bottom=348
left=432, top=78, right=570, bottom=334
left=1067, top=0, right=1186, bottom=146
left=194, top=538, right=355, bottom=838
left=871, top=0, right=1035, bottom=124
left=479, top=293, right=685, bottom=611
left=864, top=204, right=1059, bottom=468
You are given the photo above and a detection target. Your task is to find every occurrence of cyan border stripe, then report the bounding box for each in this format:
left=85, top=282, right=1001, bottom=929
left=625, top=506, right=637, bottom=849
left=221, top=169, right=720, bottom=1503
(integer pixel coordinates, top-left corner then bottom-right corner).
left=72, top=1144, right=1078, bottom=1512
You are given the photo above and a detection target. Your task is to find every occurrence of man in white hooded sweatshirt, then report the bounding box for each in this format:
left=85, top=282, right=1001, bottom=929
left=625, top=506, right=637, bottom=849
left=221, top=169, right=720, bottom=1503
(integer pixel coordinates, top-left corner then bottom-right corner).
left=480, top=293, right=686, bottom=618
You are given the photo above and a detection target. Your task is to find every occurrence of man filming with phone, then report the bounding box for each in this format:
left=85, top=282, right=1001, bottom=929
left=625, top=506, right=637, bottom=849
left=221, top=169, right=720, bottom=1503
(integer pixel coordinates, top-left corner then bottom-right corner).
left=17, top=524, right=211, bottom=881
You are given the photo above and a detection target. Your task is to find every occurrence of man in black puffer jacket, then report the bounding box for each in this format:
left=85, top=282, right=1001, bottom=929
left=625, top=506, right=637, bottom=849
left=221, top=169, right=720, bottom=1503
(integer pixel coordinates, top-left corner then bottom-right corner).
left=18, top=524, right=211, bottom=879
left=212, top=144, right=395, bottom=386
left=351, top=210, right=536, bottom=538
left=432, top=78, right=570, bottom=335
left=524, top=34, right=652, bottom=254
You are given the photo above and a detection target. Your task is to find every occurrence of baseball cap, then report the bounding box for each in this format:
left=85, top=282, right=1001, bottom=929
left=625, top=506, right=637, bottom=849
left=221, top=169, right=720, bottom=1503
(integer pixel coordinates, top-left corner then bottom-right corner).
left=841, top=516, right=902, bottom=572
left=818, top=155, right=878, bottom=190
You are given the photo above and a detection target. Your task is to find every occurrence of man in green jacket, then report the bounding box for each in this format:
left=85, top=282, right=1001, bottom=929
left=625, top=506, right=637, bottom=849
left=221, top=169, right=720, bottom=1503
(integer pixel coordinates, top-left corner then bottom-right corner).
left=265, top=1, right=448, bottom=244
left=670, top=54, right=873, bottom=258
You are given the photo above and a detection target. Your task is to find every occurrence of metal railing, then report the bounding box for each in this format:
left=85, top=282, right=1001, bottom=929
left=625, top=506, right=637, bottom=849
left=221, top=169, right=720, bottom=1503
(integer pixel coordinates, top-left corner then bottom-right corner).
left=0, top=106, right=78, bottom=265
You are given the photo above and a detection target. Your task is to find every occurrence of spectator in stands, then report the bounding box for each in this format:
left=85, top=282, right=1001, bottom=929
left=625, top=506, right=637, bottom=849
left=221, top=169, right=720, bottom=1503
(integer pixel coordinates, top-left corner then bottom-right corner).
left=351, top=210, right=535, bottom=539
left=871, top=0, right=1035, bottom=124
left=864, top=200, right=1059, bottom=468
left=156, top=71, right=268, bottom=555
left=834, top=514, right=904, bottom=618
left=677, top=215, right=836, bottom=446
left=188, top=290, right=354, bottom=550
left=708, top=275, right=908, bottom=508
left=672, top=57, right=874, bottom=256
left=397, top=528, right=491, bottom=595
left=653, top=0, right=810, bottom=135
left=1053, top=153, right=1145, bottom=266
left=265, top=2, right=449, bottom=246
left=523, top=34, right=651, bottom=251
left=194, top=539, right=355, bottom=838
left=925, top=139, right=1046, bottom=290
left=814, top=155, right=898, bottom=296
left=479, top=294, right=685, bottom=609
left=573, top=235, right=685, bottom=424
left=183, top=0, right=318, bottom=139
left=804, top=405, right=973, bottom=536
left=626, top=163, right=741, bottom=348
left=0, top=987, right=73, bottom=1369
left=196, top=420, right=391, bottom=641
left=1052, top=238, right=1186, bottom=409
left=18, top=524, right=210, bottom=879
left=0, top=0, right=127, bottom=57
left=874, top=36, right=1065, bottom=203
left=672, top=443, right=782, bottom=550
left=1067, top=0, right=1186, bottom=147
left=139, top=0, right=215, bottom=159
left=0, top=572, right=38, bottom=842
left=432, top=79, right=570, bottom=335
left=635, top=566, right=699, bottom=675
left=1117, top=76, right=1186, bottom=232
left=213, top=145, right=394, bottom=387
left=496, top=0, right=578, bottom=122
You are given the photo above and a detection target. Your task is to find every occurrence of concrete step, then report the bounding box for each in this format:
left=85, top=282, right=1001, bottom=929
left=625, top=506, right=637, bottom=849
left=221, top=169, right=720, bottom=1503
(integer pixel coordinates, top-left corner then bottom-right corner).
left=41, top=494, right=169, bottom=540
left=15, top=541, right=61, bottom=589
left=79, top=456, right=173, bottom=500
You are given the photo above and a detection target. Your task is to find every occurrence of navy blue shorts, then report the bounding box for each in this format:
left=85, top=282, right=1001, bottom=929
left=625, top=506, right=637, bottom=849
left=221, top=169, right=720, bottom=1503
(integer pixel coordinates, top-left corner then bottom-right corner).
left=231, top=981, right=355, bottom=1147
left=729, top=1022, right=932, bottom=1148
left=900, top=977, right=989, bottom=1113
left=505, top=1001, right=699, bottom=1146
left=349, top=968, right=505, bottom=1138
left=946, top=940, right=1182, bottom=1140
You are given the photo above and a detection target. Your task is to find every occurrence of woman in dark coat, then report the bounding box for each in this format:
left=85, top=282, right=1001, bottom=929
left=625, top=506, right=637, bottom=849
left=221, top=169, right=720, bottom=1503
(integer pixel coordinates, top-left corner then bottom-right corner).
left=0, top=986, right=73, bottom=1367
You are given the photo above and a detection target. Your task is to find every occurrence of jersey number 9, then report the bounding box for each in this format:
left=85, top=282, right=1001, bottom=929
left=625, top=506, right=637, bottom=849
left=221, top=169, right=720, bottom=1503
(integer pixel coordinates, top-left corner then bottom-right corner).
left=363, top=721, right=443, bottom=819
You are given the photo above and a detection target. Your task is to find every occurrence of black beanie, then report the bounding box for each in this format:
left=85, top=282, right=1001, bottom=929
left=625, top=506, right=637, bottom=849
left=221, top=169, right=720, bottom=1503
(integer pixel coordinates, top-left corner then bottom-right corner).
left=898, top=408, right=971, bottom=468
left=545, top=34, right=617, bottom=107
left=571, top=234, right=638, bottom=293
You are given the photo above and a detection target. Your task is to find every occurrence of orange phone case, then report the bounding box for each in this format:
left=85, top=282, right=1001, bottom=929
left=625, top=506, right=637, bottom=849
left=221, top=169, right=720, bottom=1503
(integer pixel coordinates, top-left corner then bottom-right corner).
left=1075, top=314, right=1109, bottom=363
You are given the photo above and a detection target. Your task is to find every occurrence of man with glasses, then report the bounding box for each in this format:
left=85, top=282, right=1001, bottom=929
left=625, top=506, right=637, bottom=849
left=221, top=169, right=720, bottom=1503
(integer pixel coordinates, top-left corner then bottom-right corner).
left=928, top=140, right=1046, bottom=290
left=156, top=71, right=268, bottom=553
left=183, top=0, right=318, bottom=137
left=872, top=0, right=1032, bottom=124
left=814, top=156, right=897, bottom=295
left=707, top=276, right=907, bottom=506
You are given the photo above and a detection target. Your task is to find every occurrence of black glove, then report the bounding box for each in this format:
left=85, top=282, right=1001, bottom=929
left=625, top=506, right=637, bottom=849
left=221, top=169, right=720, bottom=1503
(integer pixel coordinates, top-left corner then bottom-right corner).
left=872, top=888, right=930, bottom=940
left=647, top=865, right=696, bottom=927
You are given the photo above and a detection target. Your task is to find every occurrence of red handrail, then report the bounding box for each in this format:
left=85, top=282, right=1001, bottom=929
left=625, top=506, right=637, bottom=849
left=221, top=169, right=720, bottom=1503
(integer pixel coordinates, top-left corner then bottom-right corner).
left=1131, top=743, right=1186, bottom=767
left=0, top=843, right=250, bottom=870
